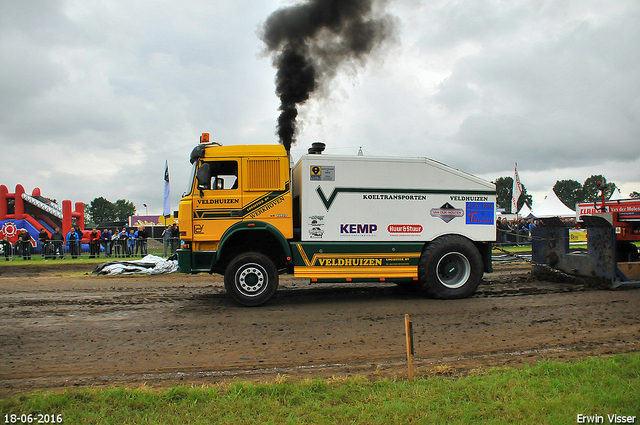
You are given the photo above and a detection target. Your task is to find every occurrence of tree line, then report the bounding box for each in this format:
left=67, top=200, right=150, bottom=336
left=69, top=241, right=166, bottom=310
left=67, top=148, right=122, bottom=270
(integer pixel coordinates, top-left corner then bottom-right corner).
left=494, top=174, right=639, bottom=214
left=86, top=197, right=136, bottom=225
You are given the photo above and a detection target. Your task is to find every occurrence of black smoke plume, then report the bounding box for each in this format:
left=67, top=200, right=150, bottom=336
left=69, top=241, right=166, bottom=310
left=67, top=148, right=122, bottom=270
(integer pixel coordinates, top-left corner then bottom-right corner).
left=262, top=0, right=394, bottom=152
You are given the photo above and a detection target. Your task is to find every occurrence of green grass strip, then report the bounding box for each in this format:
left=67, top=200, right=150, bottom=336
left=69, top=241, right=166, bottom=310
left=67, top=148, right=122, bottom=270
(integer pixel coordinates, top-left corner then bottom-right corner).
left=1, top=354, right=638, bottom=424
left=1, top=247, right=169, bottom=267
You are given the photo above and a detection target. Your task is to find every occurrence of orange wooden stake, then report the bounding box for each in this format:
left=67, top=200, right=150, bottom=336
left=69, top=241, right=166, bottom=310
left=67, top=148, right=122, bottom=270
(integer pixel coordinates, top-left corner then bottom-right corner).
left=405, top=314, right=414, bottom=381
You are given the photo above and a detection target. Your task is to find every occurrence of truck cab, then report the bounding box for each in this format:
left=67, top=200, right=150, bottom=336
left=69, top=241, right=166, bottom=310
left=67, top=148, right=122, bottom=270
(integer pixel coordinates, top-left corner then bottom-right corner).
left=178, top=135, right=292, bottom=277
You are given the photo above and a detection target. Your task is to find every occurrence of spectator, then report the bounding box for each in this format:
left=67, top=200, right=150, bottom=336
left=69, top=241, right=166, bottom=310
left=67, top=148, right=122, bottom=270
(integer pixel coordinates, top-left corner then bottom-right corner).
left=74, top=225, right=83, bottom=257
left=110, top=229, right=117, bottom=256
left=66, top=228, right=78, bottom=258
left=115, top=228, right=127, bottom=258
left=170, top=224, right=179, bottom=254
left=162, top=225, right=172, bottom=257
left=518, top=219, right=530, bottom=242
left=38, top=228, right=50, bottom=257
left=1, top=236, right=12, bottom=261
left=133, top=227, right=140, bottom=255
left=89, top=228, right=100, bottom=258
left=18, top=229, right=32, bottom=260
left=509, top=220, right=517, bottom=243
left=50, top=227, right=65, bottom=259
left=137, top=225, right=148, bottom=256
left=496, top=217, right=509, bottom=244
left=127, top=229, right=136, bottom=257
left=101, top=228, right=112, bottom=257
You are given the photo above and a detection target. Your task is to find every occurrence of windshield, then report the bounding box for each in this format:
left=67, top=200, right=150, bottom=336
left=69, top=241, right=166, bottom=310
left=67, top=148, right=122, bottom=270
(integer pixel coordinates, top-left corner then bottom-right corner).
left=184, top=162, right=197, bottom=197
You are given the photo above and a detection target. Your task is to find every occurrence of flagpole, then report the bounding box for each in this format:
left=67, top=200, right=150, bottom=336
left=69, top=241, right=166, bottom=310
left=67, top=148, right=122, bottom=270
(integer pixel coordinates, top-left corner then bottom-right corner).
left=512, top=163, right=523, bottom=215
left=163, top=160, right=171, bottom=219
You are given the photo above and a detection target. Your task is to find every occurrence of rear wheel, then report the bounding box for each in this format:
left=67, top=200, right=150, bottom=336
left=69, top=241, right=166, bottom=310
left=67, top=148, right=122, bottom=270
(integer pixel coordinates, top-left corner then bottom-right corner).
left=224, top=252, right=279, bottom=306
left=419, top=235, right=483, bottom=299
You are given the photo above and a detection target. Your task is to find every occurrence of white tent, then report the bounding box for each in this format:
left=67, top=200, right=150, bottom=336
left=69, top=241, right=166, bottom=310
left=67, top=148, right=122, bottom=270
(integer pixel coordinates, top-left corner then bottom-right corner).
left=517, top=203, right=534, bottom=218
left=609, top=188, right=625, bottom=201
left=531, top=189, right=576, bottom=218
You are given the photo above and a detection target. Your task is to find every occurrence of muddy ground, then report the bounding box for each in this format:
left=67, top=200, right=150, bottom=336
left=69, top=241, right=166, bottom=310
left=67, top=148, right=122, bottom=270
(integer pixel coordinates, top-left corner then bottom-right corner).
left=0, top=262, right=638, bottom=395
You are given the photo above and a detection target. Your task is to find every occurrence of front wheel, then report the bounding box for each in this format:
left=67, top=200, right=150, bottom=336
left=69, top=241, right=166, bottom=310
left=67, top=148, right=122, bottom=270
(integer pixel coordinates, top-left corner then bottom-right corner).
left=418, top=235, right=483, bottom=299
left=224, top=252, right=279, bottom=306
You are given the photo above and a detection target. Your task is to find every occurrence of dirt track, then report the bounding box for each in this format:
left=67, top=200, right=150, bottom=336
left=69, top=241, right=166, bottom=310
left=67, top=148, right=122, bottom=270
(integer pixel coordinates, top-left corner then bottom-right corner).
left=0, top=262, right=638, bottom=395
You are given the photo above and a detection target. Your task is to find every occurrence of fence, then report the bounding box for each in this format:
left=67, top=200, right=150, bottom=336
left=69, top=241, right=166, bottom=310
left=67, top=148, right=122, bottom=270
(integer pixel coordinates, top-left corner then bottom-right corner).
left=1, top=237, right=180, bottom=261
left=495, top=228, right=532, bottom=246
left=495, top=225, right=584, bottom=247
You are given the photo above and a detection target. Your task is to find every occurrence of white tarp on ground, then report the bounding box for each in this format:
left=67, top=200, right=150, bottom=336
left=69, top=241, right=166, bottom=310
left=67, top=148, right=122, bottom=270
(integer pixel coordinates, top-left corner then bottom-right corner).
left=531, top=189, right=576, bottom=218
left=92, top=254, right=179, bottom=275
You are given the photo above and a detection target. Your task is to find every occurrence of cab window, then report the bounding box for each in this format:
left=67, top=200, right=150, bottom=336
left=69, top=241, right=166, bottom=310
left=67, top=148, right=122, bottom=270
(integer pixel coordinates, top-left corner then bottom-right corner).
left=197, top=161, right=238, bottom=190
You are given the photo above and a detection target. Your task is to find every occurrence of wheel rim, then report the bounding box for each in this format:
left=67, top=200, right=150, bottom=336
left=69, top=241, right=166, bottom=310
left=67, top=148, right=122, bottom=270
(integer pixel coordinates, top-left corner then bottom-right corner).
left=235, top=263, right=267, bottom=297
left=436, top=252, right=471, bottom=289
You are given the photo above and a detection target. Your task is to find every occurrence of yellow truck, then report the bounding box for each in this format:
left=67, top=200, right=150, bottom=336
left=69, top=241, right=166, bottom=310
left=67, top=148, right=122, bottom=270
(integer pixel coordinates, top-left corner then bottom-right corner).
left=178, top=134, right=497, bottom=306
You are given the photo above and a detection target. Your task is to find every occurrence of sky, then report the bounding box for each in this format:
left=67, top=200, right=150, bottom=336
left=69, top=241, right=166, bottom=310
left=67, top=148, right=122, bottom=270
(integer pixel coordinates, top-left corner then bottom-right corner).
left=1, top=0, right=639, bottom=216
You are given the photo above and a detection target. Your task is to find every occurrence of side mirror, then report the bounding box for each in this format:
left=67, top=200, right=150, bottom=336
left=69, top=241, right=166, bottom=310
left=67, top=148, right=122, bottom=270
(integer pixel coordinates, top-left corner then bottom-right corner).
left=196, top=163, right=211, bottom=195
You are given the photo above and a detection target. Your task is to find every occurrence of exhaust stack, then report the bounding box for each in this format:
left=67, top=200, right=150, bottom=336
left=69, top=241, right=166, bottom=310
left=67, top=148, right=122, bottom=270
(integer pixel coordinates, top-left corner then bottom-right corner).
left=308, top=142, right=325, bottom=154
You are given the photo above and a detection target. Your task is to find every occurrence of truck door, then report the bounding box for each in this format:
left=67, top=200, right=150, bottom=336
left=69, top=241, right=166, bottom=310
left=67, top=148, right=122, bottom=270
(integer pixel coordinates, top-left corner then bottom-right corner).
left=192, top=159, right=243, bottom=247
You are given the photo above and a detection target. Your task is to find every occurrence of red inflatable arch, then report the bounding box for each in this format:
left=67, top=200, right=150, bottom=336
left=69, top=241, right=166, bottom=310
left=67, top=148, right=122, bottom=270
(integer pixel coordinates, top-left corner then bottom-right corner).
left=0, top=184, right=84, bottom=240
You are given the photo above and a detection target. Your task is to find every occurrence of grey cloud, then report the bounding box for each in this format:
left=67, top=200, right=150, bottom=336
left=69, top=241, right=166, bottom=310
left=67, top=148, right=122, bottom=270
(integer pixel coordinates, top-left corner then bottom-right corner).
left=429, top=2, right=640, bottom=174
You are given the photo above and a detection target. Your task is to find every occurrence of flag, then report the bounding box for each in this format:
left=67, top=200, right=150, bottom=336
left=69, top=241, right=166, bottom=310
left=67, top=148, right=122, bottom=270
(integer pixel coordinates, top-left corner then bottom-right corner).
left=512, top=163, right=522, bottom=214
left=163, top=160, right=171, bottom=218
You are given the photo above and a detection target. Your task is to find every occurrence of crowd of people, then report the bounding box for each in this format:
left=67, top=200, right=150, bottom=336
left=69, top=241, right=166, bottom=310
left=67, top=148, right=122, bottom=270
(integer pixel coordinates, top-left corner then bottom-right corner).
left=1, top=224, right=181, bottom=260
left=496, top=216, right=578, bottom=245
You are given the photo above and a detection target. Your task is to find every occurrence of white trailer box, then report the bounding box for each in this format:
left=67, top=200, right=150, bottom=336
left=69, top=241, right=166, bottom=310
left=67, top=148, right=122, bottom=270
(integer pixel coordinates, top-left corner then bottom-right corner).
left=292, top=154, right=496, bottom=243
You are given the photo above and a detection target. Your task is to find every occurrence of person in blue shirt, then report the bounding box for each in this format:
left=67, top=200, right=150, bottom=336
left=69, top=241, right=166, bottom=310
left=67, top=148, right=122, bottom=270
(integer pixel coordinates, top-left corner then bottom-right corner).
left=66, top=229, right=78, bottom=258
left=127, top=229, right=136, bottom=257
left=74, top=226, right=83, bottom=257
left=101, top=228, right=112, bottom=257
left=133, top=227, right=140, bottom=256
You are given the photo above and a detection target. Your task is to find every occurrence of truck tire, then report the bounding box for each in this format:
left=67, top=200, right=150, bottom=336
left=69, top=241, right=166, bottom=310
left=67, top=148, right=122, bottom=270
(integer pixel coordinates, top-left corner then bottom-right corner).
left=418, top=235, right=483, bottom=299
left=224, top=252, right=279, bottom=306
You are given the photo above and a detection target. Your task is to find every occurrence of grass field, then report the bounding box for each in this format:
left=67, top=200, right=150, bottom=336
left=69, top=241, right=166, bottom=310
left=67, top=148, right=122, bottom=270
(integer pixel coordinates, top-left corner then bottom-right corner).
left=1, top=354, right=638, bottom=424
